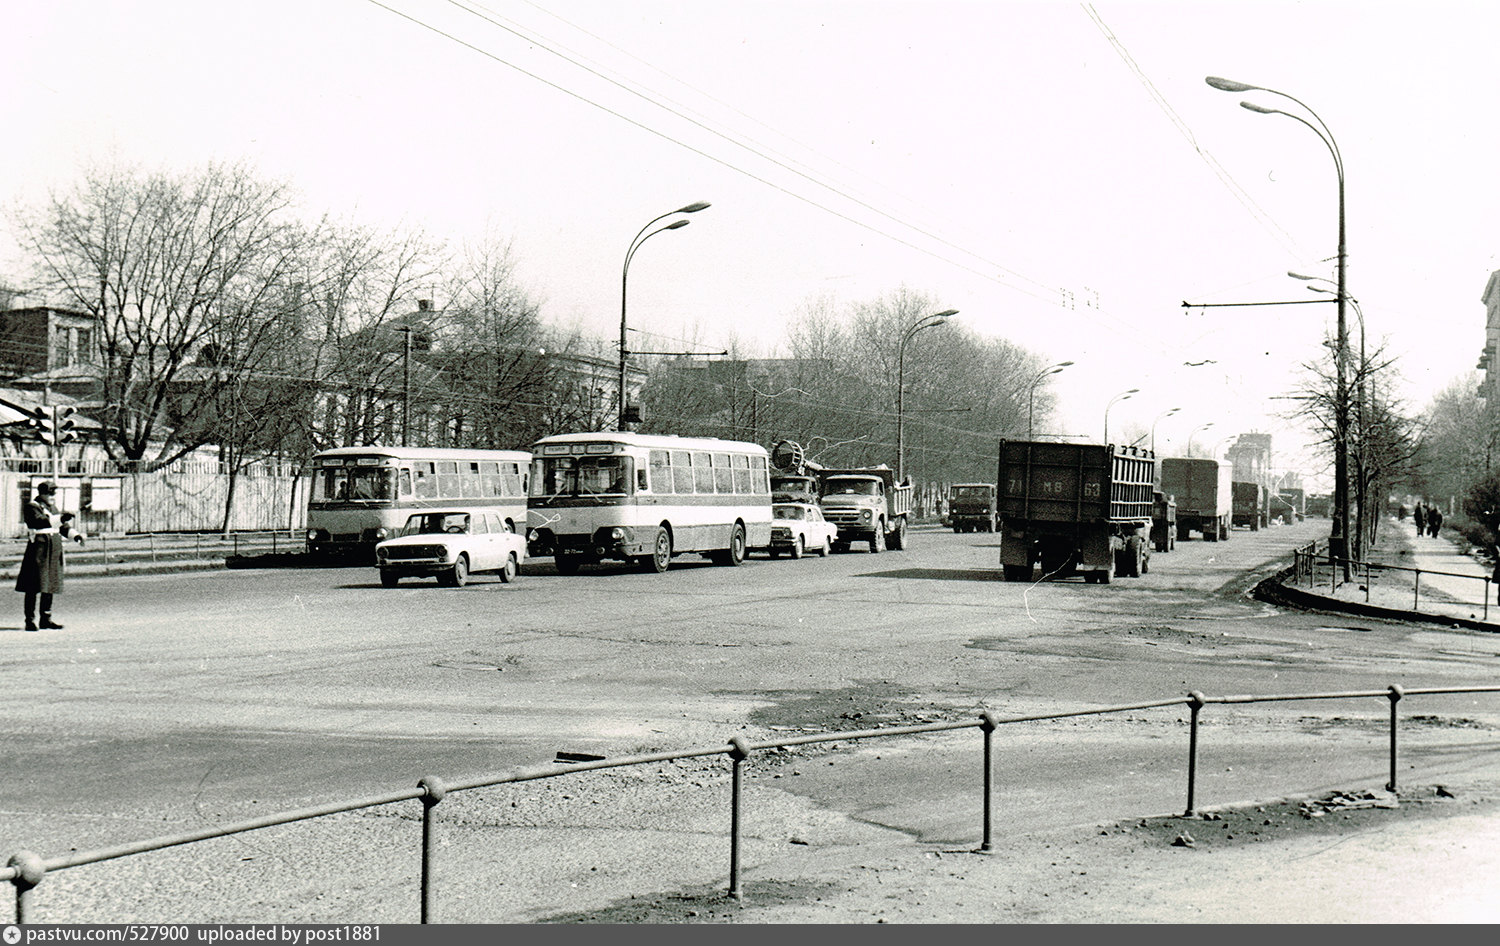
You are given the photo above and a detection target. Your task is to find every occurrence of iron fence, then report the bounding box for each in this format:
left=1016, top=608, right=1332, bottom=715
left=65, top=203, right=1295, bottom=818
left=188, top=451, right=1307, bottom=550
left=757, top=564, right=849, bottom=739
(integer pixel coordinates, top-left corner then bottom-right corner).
left=6, top=682, right=1500, bottom=923
left=1291, top=541, right=1494, bottom=619
left=0, top=530, right=304, bottom=573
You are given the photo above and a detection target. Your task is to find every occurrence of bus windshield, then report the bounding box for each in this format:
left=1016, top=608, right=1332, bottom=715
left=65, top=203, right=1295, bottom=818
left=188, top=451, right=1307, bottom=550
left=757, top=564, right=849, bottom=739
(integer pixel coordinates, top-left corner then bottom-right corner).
left=313, top=466, right=397, bottom=503
left=531, top=455, right=634, bottom=497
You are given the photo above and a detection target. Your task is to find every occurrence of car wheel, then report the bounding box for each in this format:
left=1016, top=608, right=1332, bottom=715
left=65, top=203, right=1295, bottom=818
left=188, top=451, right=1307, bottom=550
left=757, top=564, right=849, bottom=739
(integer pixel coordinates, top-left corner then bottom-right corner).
left=379, top=570, right=399, bottom=588
left=499, top=552, right=518, bottom=583
left=446, top=554, right=469, bottom=587
left=819, top=536, right=831, bottom=557
left=790, top=536, right=805, bottom=559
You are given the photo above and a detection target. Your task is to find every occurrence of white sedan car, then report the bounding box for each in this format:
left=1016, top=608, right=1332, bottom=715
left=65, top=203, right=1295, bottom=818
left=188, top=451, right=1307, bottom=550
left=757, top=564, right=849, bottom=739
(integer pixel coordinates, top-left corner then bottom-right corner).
left=767, top=502, right=838, bottom=559
left=375, top=508, right=526, bottom=587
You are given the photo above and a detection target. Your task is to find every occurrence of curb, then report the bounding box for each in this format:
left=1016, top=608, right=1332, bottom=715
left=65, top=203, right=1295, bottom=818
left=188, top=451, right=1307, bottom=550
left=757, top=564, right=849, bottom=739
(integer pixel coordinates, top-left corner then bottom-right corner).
left=1253, top=569, right=1500, bottom=633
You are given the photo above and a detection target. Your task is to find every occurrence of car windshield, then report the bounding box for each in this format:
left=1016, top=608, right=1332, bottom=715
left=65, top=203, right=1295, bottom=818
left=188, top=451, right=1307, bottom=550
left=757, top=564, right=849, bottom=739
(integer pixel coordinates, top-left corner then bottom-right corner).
left=773, top=505, right=807, bottom=520
left=951, top=486, right=991, bottom=499
left=402, top=512, right=470, bottom=535
left=824, top=479, right=878, bottom=496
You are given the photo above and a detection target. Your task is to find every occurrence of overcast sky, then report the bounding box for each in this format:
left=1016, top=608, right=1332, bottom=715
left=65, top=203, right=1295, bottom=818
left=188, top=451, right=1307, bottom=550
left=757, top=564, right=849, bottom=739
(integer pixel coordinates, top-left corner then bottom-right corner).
left=5, top=1, right=1495, bottom=486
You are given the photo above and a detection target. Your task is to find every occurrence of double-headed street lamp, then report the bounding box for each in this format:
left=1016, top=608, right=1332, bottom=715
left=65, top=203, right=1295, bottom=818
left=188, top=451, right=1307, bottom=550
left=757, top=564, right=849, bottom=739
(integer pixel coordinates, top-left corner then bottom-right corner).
left=1208, top=74, right=1350, bottom=571
left=896, top=308, right=958, bottom=481
left=1103, top=388, right=1139, bottom=445
left=1027, top=361, right=1074, bottom=440
left=1186, top=422, right=1214, bottom=457
left=1151, top=407, right=1181, bottom=455
left=618, top=201, right=711, bottom=430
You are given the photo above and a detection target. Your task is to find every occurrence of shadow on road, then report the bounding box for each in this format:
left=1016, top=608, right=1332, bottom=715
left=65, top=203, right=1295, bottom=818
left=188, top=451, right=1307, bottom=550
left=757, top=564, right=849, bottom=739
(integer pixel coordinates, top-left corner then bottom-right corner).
left=855, top=567, right=999, bottom=582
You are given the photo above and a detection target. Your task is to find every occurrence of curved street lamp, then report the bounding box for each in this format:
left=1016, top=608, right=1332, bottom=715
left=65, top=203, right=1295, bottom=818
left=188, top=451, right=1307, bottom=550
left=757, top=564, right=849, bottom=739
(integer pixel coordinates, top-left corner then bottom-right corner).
left=1103, top=388, right=1139, bottom=445
left=618, top=201, right=711, bottom=429
left=1027, top=361, right=1074, bottom=441
left=1150, top=407, right=1181, bottom=455
left=1186, top=422, right=1214, bottom=457
left=1208, top=74, right=1350, bottom=569
left=896, top=308, right=958, bottom=481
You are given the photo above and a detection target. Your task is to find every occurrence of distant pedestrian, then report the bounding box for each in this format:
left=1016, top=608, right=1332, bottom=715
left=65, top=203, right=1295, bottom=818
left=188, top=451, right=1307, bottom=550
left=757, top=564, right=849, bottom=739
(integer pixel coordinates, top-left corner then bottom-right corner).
left=1429, top=506, right=1443, bottom=537
left=1414, top=503, right=1426, bottom=536
left=15, top=480, right=84, bottom=632
left=1493, top=552, right=1500, bottom=607
left=1397, top=504, right=1408, bottom=522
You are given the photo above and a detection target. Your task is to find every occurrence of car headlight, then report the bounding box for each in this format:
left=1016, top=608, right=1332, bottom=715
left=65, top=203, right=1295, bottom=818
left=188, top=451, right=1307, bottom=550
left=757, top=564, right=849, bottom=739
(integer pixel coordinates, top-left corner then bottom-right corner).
left=860, top=510, right=872, bottom=521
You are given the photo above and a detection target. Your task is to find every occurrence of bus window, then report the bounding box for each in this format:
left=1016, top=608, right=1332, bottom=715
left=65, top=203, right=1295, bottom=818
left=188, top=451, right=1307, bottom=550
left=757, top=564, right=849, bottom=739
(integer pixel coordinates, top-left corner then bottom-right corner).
left=414, top=462, right=436, bottom=499
left=398, top=469, right=412, bottom=498
left=733, top=454, right=752, bottom=494
left=649, top=450, right=670, bottom=494
left=672, top=451, right=693, bottom=494
left=436, top=461, right=459, bottom=497
left=752, top=455, right=770, bottom=495
left=693, top=452, right=714, bottom=493
left=349, top=467, right=393, bottom=501
left=713, top=454, right=734, bottom=494
left=462, top=462, right=481, bottom=499
left=501, top=464, right=522, bottom=497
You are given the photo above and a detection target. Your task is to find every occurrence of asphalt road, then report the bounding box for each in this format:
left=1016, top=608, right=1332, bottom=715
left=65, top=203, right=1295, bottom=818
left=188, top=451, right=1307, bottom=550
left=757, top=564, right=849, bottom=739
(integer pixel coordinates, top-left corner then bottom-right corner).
left=4, top=518, right=1499, bottom=921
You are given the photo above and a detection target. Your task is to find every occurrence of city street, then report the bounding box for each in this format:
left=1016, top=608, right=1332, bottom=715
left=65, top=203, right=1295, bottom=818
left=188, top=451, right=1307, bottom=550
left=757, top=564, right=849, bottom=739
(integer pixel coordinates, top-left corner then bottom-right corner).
left=4, top=519, right=1500, bottom=921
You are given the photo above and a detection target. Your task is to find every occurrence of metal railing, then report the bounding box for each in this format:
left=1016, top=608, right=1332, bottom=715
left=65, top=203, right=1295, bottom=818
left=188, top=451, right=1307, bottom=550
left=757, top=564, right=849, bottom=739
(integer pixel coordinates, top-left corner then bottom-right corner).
left=7, top=682, right=1500, bottom=923
left=0, top=530, right=303, bottom=573
left=1291, top=541, right=1494, bottom=619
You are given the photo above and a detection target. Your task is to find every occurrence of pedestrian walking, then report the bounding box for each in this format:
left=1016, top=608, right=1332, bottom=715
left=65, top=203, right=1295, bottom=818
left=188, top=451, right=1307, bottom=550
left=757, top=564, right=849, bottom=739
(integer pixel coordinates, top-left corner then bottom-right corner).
left=15, top=480, right=84, bottom=632
left=1413, top=503, right=1426, bottom=536
left=1429, top=506, right=1444, bottom=537
left=1493, top=552, right=1500, bottom=607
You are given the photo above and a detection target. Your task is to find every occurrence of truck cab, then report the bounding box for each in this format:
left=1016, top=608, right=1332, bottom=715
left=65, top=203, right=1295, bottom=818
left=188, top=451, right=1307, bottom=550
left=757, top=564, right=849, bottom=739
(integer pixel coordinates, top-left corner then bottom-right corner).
left=947, top=483, right=998, bottom=533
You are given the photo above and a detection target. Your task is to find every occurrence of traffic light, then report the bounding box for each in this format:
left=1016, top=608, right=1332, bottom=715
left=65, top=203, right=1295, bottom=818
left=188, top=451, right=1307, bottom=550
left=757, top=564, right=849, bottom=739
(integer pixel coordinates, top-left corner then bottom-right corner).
left=31, top=405, right=79, bottom=446
left=53, top=406, right=77, bottom=445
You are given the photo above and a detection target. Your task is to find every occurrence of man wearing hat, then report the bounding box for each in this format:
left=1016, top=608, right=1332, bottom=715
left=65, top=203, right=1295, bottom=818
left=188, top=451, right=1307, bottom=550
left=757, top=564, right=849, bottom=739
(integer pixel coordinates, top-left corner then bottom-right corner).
left=16, top=480, right=85, bottom=632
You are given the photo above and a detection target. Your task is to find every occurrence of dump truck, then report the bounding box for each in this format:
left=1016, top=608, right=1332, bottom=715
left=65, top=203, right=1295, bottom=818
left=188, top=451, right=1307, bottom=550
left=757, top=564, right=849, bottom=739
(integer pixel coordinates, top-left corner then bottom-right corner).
left=996, top=440, right=1155, bottom=584
left=947, top=483, right=998, bottom=533
left=1160, top=457, right=1233, bottom=541
left=1152, top=489, right=1177, bottom=552
left=818, top=466, right=914, bottom=552
left=1231, top=480, right=1266, bottom=531
left=768, top=439, right=914, bottom=553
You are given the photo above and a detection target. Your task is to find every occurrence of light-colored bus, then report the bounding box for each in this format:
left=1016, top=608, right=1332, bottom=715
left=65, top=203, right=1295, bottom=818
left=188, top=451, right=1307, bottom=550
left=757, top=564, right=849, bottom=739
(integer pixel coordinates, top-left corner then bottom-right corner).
left=305, top=446, right=530, bottom=560
left=527, top=432, right=772, bottom=573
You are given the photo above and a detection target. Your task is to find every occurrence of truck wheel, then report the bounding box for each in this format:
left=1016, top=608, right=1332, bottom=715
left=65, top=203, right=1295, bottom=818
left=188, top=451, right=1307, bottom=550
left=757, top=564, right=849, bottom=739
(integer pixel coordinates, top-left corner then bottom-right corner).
left=890, top=518, right=907, bottom=550
left=953, top=525, right=963, bottom=534
left=1003, top=565, right=1030, bottom=581
left=1098, top=562, right=1113, bottom=584
left=869, top=523, right=885, bottom=553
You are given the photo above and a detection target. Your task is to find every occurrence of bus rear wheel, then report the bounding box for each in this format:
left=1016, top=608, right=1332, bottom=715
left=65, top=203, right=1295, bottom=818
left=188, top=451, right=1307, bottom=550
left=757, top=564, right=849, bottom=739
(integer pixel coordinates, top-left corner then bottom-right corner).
left=712, top=523, right=746, bottom=566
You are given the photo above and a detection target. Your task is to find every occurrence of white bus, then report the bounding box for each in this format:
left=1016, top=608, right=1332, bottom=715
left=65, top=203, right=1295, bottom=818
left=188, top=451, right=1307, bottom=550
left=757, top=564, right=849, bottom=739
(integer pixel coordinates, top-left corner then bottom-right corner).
left=527, top=432, right=772, bottom=573
left=305, top=446, right=531, bottom=560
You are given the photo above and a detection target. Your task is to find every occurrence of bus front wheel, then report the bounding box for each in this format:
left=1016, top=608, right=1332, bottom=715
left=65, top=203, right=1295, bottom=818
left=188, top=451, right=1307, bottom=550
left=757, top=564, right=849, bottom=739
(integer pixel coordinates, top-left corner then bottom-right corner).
left=713, top=523, right=746, bottom=566
left=640, top=528, right=672, bottom=573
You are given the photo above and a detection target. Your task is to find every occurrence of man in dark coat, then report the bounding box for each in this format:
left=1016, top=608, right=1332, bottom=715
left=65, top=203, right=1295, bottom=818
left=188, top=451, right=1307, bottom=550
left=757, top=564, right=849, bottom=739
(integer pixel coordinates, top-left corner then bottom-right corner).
left=15, top=480, right=84, bottom=631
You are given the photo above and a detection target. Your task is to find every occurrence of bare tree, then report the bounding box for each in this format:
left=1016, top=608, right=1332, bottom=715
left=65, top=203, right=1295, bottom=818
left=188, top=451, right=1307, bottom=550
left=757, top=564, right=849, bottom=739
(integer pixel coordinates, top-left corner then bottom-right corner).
left=14, top=160, right=307, bottom=467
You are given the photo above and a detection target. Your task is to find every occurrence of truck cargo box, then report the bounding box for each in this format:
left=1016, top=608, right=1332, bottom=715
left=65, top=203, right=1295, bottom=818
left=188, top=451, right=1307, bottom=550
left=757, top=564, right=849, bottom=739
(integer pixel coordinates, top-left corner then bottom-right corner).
left=1160, top=457, right=1233, bottom=541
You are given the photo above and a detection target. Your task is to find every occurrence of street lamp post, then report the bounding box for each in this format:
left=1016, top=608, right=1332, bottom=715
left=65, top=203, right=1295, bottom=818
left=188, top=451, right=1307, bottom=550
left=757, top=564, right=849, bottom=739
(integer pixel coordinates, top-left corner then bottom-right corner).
left=1151, top=407, right=1181, bottom=455
left=896, top=308, right=958, bottom=481
left=618, top=201, right=711, bottom=430
left=1103, top=388, right=1139, bottom=445
left=1027, top=361, right=1074, bottom=440
left=1186, top=422, right=1214, bottom=457
left=1208, top=75, right=1350, bottom=574
left=1291, top=272, right=1370, bottom=557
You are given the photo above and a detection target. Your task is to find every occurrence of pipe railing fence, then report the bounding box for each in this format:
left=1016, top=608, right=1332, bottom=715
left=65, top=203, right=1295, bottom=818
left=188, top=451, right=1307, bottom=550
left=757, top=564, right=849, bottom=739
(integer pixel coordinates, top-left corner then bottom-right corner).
left=7, top=682, right=1500, bottom=923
